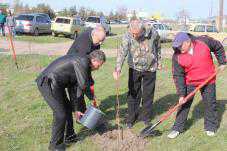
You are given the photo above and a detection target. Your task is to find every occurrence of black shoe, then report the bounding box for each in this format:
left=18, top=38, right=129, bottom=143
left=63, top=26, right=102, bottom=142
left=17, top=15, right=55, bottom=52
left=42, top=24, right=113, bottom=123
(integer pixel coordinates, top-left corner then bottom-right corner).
left=48, top=144, right=66, bottom=151
left=65, top=133, right=78, bottom=145
left=126, top=123, right=133, bottom=129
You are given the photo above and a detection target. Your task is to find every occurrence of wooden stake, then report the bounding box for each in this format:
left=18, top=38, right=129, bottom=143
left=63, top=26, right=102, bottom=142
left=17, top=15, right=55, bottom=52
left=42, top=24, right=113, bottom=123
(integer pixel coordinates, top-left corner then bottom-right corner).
left=115, top=38, right=123, bottom=151
left=7, top=26, right=18, bottom=69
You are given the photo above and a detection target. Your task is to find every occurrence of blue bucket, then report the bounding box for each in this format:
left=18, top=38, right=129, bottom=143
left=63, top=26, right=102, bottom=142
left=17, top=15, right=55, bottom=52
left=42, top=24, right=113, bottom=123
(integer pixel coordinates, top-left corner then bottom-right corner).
left=79, top=105, right=105, bottom=129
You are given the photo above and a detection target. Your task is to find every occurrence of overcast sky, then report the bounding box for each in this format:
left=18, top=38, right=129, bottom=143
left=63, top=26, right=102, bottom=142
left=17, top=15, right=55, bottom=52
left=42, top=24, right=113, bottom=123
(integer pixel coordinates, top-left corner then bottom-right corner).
left=3, top=0, right=227, bottom=19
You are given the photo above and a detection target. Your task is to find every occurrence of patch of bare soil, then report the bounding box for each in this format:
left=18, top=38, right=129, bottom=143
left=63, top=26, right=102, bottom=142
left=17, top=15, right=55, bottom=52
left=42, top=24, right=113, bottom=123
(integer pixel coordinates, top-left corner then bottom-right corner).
left=92, top=129, right=148, bottom=151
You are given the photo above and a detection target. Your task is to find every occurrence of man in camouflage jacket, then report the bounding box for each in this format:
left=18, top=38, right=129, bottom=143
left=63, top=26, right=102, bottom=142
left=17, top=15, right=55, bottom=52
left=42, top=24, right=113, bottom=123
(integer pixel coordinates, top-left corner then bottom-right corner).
left=113, top=17, right=161, bottom=128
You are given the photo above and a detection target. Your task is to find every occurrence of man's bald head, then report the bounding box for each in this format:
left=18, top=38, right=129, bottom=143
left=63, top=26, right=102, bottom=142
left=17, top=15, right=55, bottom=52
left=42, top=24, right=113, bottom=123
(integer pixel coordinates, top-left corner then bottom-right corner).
left=91, top=24, right=106, bottom=45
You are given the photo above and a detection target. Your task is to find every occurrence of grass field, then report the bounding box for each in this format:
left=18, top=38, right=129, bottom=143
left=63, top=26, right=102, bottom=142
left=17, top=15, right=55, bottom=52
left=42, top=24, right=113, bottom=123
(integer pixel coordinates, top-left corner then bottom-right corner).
left=0, top=35, right=72, bottom=43
left=0, top=55, right=227, bottom=151
left=0, top=27, right=127, bottom=44
left=1, top=26, right=227, bottom=51
left=224, top=27, right=227, bottom=33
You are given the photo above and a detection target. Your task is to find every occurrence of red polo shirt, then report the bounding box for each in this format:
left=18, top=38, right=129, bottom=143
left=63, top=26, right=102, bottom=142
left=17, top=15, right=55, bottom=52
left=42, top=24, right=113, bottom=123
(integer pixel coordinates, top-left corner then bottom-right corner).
left=177, top=40, right=216, bottom=86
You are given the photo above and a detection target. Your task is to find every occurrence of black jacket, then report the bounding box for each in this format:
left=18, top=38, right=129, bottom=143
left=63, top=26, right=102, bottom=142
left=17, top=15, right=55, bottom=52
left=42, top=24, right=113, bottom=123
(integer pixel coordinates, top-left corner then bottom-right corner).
left=36, top=55, right=90, bottom=111
left=67, top=28, right=100, bottom=55
left=67, top=28, right=100, bottom=99
left=172, top=34, right=226, bottom=97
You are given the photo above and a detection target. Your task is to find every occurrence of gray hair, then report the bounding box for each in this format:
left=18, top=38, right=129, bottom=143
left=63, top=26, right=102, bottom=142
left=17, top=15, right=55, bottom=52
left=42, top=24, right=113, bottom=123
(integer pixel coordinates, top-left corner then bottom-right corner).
left=129, top=18, right=143, bottom=31
left=89, top=50, right=106, bottom=62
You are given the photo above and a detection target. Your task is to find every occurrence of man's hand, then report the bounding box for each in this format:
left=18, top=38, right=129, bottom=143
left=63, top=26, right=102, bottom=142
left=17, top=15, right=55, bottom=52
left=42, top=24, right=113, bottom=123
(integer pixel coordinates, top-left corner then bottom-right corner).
left=178, top=97, right=185, bottom=104
left=74, top=111, right=84, bottom=121
left=157, top=64, right=163, bottom=70
left=218, top=65, right=227, bottom=72
left=92, top=99, right=97, bottom=107
left=92, top=95, right=97, bottom=107
left=113, top=70, right=120, bottom=80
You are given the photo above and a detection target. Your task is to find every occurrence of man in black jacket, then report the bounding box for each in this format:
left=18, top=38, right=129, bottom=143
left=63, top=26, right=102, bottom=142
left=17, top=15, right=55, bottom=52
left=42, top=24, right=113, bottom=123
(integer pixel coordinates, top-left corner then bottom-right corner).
left=65, top=25, right=106, bottom=141
left=67, top=25, right=106, bottom=111
left=36, top=50, right=106, bottom=151
left=67, top=25, right=106, bottom=55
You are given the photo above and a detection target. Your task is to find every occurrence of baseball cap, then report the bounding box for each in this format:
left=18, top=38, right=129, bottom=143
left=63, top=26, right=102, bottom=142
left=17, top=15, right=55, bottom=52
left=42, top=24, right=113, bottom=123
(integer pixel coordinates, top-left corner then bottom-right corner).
left=172, top=32, right=190, bottom=48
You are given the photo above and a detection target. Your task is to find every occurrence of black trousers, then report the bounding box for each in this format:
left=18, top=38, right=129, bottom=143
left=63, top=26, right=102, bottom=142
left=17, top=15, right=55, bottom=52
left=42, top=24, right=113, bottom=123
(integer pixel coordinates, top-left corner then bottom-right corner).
left=37, top=77, right=75, bottom=149
left=172, top=84, right=218, bottom=132
left=127, top=68, right=156, bottom=124
left=65, top=92, right=86, bottom=138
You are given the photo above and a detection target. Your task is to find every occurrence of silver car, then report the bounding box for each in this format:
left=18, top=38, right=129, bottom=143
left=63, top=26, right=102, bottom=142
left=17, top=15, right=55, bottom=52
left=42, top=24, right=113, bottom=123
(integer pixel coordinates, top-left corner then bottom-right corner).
left=15, top=13, right=51, bottom=36
left=85, top=16, right=111, bottom=35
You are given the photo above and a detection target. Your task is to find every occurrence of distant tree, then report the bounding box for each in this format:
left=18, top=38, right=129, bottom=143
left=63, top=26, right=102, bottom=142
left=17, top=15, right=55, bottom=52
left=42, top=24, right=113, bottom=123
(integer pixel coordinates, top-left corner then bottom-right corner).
left=57, top=8, right=69, bottom=16
left=97, top=11, right=104, bottom=17
left=13, top=0, right=22, bottom=14
left=31, top=3, right=55, bottom=18
left=87, top=8, right=97, bottom=17
left=116, top=6, right=127, bottom=20
left=78, top=7, right=87, bottom=19
left=176, top=9, right=190, bottom=25
left=69, top=5, right=77, bottom=17
left=108, top=10, right=114, bottom=20
left=13, top=0, right=30, bottom=14
left=22, top=4, right=30, bottom=13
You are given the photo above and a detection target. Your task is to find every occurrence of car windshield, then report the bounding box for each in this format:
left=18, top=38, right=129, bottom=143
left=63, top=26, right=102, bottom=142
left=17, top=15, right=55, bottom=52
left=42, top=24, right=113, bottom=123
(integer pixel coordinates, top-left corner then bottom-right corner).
left=16, top=15, right=34, bottom=21
left=55, top=18, right=71, bottom=24
left=153, top=24, right=159, bottom=30
left=194, top=25, right=205, bottom=32
left=207, top=26, right=214, bottom=32
left=206, top=25, right=218, bottom=32
left=86, top=17, right=100, bottom=23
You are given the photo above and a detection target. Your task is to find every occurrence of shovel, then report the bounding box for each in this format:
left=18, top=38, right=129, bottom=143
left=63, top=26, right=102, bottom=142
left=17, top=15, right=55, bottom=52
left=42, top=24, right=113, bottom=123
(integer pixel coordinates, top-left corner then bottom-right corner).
left=140, top=69, right=219, bottom=138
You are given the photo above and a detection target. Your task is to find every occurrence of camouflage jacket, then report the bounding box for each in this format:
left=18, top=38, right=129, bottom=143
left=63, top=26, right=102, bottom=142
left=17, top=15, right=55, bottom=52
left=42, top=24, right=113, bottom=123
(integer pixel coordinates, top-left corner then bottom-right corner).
left=116, top=26, right=161, bottom=72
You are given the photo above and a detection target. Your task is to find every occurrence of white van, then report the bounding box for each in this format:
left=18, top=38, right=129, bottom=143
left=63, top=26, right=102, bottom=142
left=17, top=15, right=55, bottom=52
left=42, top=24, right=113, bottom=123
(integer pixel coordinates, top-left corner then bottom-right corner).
left=150, top=22, right=172, bottom=42
left=85, top=16, right=111, bottom=35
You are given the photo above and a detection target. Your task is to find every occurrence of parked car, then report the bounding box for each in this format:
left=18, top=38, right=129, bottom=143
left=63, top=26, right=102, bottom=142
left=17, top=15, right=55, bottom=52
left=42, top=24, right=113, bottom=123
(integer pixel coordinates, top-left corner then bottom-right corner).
left=85, top=16, right=111, bottom=35
left=167, top=24, right=227, bottom=43
left=150, top=22, right=172, bottom=42
left=143, top=19, right=157, bottom=26
left=110, top=20, right=120, bottom=24
left=51, top=16, right=86, bottom=39
left=15, top=13, right=51, bottom=36
left=36, top=13, right=51, bottom=21
left=119, top=19, right=129, bottom=24
left=190, top=24, right=218, bottom=33
left=188, top=24, right=227, bottom=42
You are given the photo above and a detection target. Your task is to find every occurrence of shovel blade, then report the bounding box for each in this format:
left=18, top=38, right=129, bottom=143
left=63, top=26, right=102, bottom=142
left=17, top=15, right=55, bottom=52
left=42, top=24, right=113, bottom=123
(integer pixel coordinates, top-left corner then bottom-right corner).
left=139, top=122, right=162, bottom=138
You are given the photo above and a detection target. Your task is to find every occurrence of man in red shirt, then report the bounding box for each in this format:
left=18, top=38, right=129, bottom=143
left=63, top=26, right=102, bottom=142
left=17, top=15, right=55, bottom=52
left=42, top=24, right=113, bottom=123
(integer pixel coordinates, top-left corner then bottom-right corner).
left=168, top=32, right=226, bottom=139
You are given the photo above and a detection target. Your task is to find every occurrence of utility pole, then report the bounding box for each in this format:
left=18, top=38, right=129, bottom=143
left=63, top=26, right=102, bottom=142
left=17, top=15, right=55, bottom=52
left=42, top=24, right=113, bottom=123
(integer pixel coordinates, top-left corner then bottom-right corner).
left=218, top=0, right=224, bottom=32
left=209, top=0, right=213, bottom=17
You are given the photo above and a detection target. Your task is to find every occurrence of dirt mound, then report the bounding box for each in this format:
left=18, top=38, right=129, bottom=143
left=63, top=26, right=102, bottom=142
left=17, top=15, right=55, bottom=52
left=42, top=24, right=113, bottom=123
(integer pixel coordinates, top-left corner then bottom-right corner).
left=92, top=129, right=148, bottom=151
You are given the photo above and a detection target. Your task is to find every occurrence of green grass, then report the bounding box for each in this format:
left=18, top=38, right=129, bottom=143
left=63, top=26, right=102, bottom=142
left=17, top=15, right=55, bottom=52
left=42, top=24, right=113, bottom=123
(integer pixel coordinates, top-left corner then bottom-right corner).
left=161, top=42, right=172, bottom=49
left=101, top=37, right=121, bottom=49
left=224, top=27, right=227, bottom=33
left=0, top=26, right=172, bottom=49
left=16, top=35, right=72, bottom=43
left=0, top=27, right=127, bottom=44
left=111, top=26, right=127, bottom=35
left=100, top=26, right=127, bottom=49
left=0, top=35, right=72, bottom=43
left=0, top=55, right=227, bottom=151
